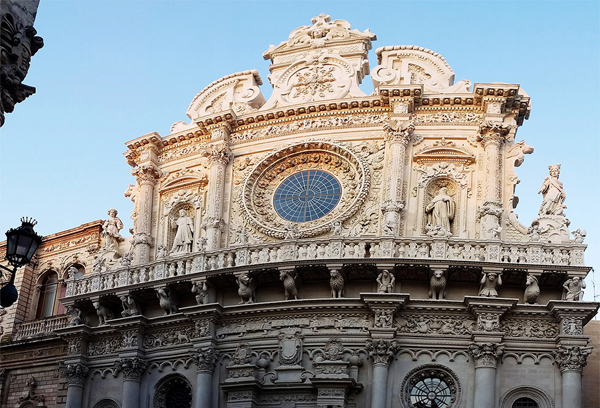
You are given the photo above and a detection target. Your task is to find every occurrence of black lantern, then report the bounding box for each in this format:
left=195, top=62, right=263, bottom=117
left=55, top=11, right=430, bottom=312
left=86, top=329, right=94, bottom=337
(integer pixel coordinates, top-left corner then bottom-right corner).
left=1, top=217, right=43, bottom=307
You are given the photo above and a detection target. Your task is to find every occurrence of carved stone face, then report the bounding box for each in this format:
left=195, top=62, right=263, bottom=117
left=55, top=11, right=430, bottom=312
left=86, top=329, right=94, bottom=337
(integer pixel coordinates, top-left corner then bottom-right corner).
left=573, top=277, right=580, bottom=284
left=179, top=209, right=187, bottom=217
left=433, top=270, right=444, bottom=279
left=488, top=273, right=497, bottom=281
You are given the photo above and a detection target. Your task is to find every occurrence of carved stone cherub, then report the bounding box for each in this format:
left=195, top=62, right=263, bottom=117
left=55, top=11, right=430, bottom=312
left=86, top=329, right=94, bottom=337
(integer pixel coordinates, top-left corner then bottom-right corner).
left=479, top=271, right=502, bottom=297
left=376, top=270, right=395, bottom=293
left=120, top=295, right=141, bottom=317
left=237, top=272, right=256, bottom=304
left=330, top=269, right=344, bottom=298
left=429, top=269, right=447, bottom=300
left=192, top=281, right=208, bottom=305
left=93, top=301, right=114, bottom=325
left=280, top=270, right=298, bottom=300
left=563, top=277, right=586, bottom=301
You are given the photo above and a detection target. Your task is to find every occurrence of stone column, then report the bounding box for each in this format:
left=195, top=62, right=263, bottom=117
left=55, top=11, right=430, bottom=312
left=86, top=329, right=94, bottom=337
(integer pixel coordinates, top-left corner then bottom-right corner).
left=115, top=357, right=148, bottom=408
left=59, top=362, right=89, bottom=408
left=381, top=120, right=413, bottom=236
left=132, top=164, right=160, bottom=263
left=190, top=346, right=220, bottom=408
left=469, top=342, right=503, bottom=408
left=478, top=122, right=510, bottom=239
left=203, top=139, right=232, bottom=250
left=553, top=345, right=591, bottom=408
left=366, top=339, right=399, bottom=408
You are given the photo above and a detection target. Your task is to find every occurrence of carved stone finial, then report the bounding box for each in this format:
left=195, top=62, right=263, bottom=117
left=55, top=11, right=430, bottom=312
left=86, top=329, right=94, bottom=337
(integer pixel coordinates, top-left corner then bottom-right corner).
left=366, top=339, right=398, bottom=366
left=572, top=229, right=586, bottom=244
left=114, top=357, right=148, bottom=381
left=468, top=342, right=504, bottom=368
left=59, top=362, right=89, bottom=386
left=190, top=346, right=220, bottom=373
left=553, top=346, right=592, bottom=373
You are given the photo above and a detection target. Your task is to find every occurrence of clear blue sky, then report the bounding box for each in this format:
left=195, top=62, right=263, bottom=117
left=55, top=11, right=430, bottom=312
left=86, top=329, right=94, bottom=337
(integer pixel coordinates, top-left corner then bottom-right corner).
left=1, top=1, right=599, bottom=300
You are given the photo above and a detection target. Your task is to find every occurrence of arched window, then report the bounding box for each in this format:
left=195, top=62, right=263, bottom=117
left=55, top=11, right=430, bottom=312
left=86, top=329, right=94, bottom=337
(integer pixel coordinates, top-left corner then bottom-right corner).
left=400, top=364, right=461, bottom=408
left=37, top=272, right=60, bottom=318
left=512, top=397, right=539, bottom=408
left=153, top=374, right=193, bottom=408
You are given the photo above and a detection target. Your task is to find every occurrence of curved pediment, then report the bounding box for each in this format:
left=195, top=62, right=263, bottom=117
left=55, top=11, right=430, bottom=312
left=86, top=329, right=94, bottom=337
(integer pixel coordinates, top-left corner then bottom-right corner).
left=160, top=167, right=208, bottom=192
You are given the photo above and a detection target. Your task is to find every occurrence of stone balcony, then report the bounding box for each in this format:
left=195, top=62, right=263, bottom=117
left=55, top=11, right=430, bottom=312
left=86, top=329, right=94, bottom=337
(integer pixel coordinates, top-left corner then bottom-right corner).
left=64, top=236, right=587, bottom=299
left=12, top=314, right=70, bottom=341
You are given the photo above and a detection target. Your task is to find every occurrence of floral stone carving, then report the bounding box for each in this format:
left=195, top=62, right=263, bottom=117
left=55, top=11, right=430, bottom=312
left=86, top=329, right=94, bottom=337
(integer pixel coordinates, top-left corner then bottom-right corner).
left=468, top=342, right=503, bottom=368
left=366, top=339, right=399, bottom=366
left=553, top=346, right=591, bottom=373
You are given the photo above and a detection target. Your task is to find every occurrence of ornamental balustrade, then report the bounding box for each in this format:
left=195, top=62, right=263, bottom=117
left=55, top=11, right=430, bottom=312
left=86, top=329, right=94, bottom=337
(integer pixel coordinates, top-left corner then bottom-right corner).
left=64, top=237, right=585, bottom=298
left=13, top=314, right=70, bottom=341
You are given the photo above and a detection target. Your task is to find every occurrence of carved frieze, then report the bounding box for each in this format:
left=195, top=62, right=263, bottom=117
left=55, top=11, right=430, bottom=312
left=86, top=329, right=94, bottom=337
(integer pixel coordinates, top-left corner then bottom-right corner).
left=501, top=319, right=558, bottom=338
left=396, top=315, right=475, bottom=335
left=414, top=112, right=480, bottom=124
left=143, top=326, right=193, bottom=350
left=88, top=336, right=122, bottom=356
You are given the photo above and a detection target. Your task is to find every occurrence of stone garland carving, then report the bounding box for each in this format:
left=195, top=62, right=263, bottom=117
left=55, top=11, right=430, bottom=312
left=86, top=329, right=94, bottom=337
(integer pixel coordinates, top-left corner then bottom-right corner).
left=366, top=339, right=399, bottom=366
left=553, top=346, right=591, bottom=373
left=240, top=140, right=370, bottom=239
left=67, top=338, right=82, bottom=355
left=88, top=336, right=122, bottom=356
left=114, top=357, right=148, bottom=381
left=414, top=112, right=480, bottom=124
left=279, top=328, right=304, bottom=366
left=468, top=342, right=504, bottom=368
left=562, top=318, right=583, bottom=336
left=143, top=326, right=193, bottom=350
left=329, top=269, right=344, bottom=298
left=190, top=346, right=220, bottom=373
left=233, top=114, right=387, bottom=143
left=415, top=161, right=469, bottom=189
left=59, top=363, right=90, bottom=386
left=259, top=393, right=317, bottom=404
left=501, top=319, right=558, bottom=338
left=396, top=315, right=475, bottom=335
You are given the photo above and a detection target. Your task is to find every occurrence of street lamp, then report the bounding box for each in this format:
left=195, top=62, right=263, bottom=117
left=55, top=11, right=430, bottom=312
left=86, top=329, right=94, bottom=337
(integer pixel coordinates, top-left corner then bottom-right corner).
left=1, top=217, right=43, bottom=307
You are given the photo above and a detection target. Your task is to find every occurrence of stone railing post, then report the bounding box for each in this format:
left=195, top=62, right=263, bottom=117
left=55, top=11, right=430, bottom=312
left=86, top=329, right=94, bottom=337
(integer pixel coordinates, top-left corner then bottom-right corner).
left=132, top=164, right=160, bottom=263
left=115, top=357, right=148, bottom=408
left=190, top=345, right=220, bottom=408
left=203, top=133, right=232, bottom=250
left=59, top=362, right=89, bottom=408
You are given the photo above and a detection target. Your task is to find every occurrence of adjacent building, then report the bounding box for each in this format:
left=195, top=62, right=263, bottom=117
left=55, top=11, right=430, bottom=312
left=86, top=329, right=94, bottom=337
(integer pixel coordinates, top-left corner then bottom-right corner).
left=1, top=14, right=598, bottom=408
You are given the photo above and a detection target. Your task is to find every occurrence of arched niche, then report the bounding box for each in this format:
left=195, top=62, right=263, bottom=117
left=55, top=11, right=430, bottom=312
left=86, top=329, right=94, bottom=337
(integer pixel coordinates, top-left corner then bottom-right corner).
left=166, top=203, right=196, bottom=252
left=153, top=373, right=193, bottom=408
left=92, top=398, right=120, bottom=408
left=422, top=178, right=460, bottom=237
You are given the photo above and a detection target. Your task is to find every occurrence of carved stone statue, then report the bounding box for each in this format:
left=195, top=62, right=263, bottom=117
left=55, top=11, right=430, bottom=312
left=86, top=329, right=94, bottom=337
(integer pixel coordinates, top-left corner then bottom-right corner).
left=524, top=274, right=540, bottom=305
left=538, top=164, right=567, bottom=216
left=330, top=269, right=344, bottom=298
left=192, top=281, right=208, bottom=305
left=376, top=270, right=395, bottom=293
left=479, top=271, right=502, bottom=297
left=280, top=270, right=298, bottom=300
left=66, top=306, right=86, bottom=326
left=67, top=266, right=79, bottom=279
left=572, top=229, right=587, bottom=244
left=93, top=301, right=114, bottom=326
left=196, top=237, right=207, bottom=253
left=120, top=295, right=141, bottom=317
left=563, top=277, right=586, bottom=301
left=284, top=222, right=299, bottom=239
left=171, top=209, right=194, bottom=253
left=156, top=244, right=168, bottom=259
left=425, top=187, right=455, bottom=236
left=236, top=272, right=256, bottom=304
left=102, top=209, right=124, bottom=250
left=156, top=287, right=179, bottom=314
left=331, top=220, right=342, bottom=236
left=429, top=269, right=447, bottom=300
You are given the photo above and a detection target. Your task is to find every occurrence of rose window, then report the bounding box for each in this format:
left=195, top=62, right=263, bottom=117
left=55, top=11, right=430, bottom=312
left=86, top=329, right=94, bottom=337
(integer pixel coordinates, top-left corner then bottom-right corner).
left=400, top=365, right=461, bottom=408
left=274, top=170, right=341, bottom=222
left=409, top=377, right=452, bottom=408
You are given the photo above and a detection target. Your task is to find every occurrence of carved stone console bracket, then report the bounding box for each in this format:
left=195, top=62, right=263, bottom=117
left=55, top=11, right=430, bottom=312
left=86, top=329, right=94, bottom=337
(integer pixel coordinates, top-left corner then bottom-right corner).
left=361, top=293, right=409, bottom=334
left=548, top=300, right=599, bottom=337
left=464, top=296, right=517, bottom=342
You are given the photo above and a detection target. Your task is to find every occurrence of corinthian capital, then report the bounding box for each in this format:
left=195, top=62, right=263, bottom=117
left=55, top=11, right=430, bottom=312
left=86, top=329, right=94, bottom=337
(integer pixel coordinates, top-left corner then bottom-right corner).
left=190, top=346, right=220, bottom=373
left=553, top=345, right=592, bottom=373
left=468, top=342, right=504, bottom=368
left=478, top=121, right=512, bottom=146
left=383, top=119, right=414, bottom=145
left=114, top=357, right=148, bottom=381
left=203, top=142, right=232, bottom=166
left=131, top=164, right=161, bottom=185
left=58, top=362, right=89, bottom=386
left=366, top=339, right=399, bottom=366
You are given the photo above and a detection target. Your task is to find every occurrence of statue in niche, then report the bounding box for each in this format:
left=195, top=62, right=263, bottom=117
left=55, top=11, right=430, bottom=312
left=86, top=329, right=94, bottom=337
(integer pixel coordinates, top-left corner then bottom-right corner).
left=563, top=277, right=586, bottom=301
left=376, top=270, right=396, bottom=293
left=171, top=209, right=194, bottom=253
left=102, top=209, right=124, bottom=250
left=538, top=164, right=567, bottom=216
left=425, top=187, right=455, bottom=236
left=429, top=269, right=447, bottom=300
left=237, top=272, right=257, bottom=304
left=120, top=295, right=141, bottom=317
left=192, top=281, right=209, bottom=305
left=524, top=274, right=540, bottom=305
left=479, top=271, right=502, bottom=297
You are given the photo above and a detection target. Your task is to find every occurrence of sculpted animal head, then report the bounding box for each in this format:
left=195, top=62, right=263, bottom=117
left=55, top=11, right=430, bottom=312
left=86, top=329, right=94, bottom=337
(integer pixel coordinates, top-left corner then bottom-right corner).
left=330, top=269, right=340, bottom=278
left=526, top=275, right=538, bottom=286
left=433, top=270, right=444, bottom=280
left=92, top=301, right=100, bottom=309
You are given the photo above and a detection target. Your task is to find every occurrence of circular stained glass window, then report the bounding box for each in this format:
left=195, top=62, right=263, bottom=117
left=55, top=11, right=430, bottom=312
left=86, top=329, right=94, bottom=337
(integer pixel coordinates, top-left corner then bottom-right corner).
left=274, top=170, right=341, bottom=222
left=409, top=377, right=452, bottom=408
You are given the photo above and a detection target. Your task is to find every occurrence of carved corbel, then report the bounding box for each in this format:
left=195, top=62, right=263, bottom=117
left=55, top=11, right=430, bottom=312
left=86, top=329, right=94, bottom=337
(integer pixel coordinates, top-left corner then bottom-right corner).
left=468, top=342, right=504, bottom=368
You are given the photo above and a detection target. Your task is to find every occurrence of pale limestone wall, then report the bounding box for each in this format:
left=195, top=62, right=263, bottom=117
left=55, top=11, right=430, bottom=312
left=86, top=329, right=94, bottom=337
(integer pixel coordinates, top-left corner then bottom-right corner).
left=583, top=320, right=600, bottom=408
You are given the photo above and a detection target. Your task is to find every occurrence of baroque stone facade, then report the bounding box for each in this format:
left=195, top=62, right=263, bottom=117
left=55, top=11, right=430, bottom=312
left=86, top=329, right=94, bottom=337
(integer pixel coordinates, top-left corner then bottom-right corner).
left=1, top=14, right=599, bottom=408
